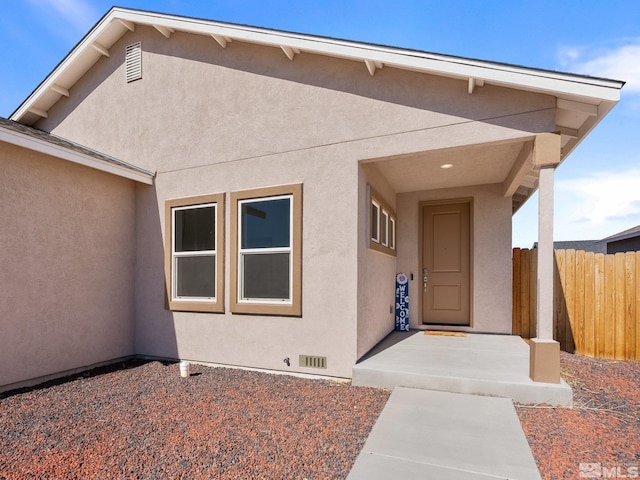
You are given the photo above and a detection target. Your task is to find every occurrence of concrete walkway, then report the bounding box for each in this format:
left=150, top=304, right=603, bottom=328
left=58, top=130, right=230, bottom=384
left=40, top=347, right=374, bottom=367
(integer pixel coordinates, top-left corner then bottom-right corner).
left=353, top=332, right=572, bottom=405
left=348, top=387, right=541, bottom=480
left=347, top=332, right=571, bottom=479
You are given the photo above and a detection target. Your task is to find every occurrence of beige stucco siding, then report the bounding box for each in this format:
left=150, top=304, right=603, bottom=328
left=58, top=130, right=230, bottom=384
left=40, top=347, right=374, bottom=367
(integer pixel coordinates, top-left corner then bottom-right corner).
left=32, top=26, right=555, bottom=376
left=39, top=26, right=556, bottom=173
left=133, top=149, right=360, bottom=378
left=356, top=163, right=397, bottom=359
left=0, top=143, right=136, bottom=389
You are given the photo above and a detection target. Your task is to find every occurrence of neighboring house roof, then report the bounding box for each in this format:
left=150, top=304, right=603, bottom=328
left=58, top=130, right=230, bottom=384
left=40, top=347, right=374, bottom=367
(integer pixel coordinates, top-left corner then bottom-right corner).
left=552, top=240, right=606, bottom=253
left=601, top=224, right=640, bottom=243
left=531, top=240, right=606, bottom=252
left=0, top=117, right=155, bottom=184
left=532, top=225, right=640, bottom=252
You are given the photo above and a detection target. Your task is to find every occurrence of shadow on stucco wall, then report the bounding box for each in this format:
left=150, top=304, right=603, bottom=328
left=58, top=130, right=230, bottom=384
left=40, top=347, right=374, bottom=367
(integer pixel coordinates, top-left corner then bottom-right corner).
left=133, top=182, right=179, bottom=360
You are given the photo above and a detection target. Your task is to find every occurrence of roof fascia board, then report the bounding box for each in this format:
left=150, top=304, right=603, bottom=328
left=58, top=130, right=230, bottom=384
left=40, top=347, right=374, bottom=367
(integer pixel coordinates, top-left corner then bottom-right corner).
left=118, top=9, right=623, bottom=102
left=10, top=9, right=119, bottom=122
left=604, top=230, right=640, bottom=243
left=0, top=127, right=155, bottom=185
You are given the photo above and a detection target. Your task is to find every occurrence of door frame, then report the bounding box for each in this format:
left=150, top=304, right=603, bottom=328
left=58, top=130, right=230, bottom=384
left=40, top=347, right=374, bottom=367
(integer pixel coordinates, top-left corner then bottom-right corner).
left=418, top=198, right=474, bottom=328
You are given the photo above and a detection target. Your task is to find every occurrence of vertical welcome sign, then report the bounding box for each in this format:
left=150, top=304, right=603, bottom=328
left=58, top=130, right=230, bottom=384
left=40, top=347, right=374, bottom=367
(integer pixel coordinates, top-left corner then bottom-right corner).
left=395, top=273, right=409, bottom=331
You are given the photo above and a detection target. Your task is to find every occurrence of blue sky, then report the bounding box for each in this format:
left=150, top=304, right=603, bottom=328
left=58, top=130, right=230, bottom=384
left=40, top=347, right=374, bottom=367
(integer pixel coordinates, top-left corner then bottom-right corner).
left=1, top=0, right=639, bottom=247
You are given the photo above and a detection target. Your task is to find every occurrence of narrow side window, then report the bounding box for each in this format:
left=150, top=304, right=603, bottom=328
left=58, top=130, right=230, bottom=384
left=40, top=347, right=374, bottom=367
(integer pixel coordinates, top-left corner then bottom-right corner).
left=369, top=188, right=396, bottom=256
left=371, top=201, right=380, bottom=243
left=389, top=217, right=396, bottom=250
left=381, top=209, right=389, bottom=247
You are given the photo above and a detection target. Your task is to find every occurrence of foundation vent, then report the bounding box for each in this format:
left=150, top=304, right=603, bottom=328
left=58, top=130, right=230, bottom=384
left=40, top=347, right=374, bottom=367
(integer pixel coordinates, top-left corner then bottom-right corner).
left=125, top=42, right=142, bottom=83
left=299, top=355, right=327, bottom=369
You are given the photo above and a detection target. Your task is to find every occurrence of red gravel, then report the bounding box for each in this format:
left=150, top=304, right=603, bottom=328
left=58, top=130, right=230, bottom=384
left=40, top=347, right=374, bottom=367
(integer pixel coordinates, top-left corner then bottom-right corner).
left=516, top=352, right=640, bottom=480
left=3, top=353, right=638, bottom=480
left=0, top=361, right=389, bottom=479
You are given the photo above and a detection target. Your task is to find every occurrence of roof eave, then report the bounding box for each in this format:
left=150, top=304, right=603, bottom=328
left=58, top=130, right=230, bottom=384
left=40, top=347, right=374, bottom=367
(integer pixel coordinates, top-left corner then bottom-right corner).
left=0, top=125, right=155, bottom=184
left=10, top=7, right=624, bottom=125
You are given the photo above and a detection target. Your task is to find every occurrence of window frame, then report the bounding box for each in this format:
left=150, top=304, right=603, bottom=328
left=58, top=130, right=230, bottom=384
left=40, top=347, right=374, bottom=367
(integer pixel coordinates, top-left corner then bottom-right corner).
left=381, top=209, right=389, bottom=247
left=230, top=184, right=302, bottom=316
left=389, top=217, right=396, bottom=250
left=164, top=193, right=225, bottom=313
left=369, top=187, right=397, bottom=256
left=371, top=200, right=381, bottom=244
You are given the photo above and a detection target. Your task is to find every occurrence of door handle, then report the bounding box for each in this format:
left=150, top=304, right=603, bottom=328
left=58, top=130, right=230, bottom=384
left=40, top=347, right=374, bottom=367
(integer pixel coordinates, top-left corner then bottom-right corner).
left=422, top=267, right=428, bottom=292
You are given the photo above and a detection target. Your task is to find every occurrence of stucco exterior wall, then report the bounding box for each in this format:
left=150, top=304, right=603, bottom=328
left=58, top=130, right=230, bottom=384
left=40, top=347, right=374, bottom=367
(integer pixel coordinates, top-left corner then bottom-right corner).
left=397, top=184, right=513, bottom=333
left=356, top=163, right=397, bottom=360
left=32, top=26, right=555, bottom=376
left=39, top=26, right=556, bottom=172
left=133, top=149, right=360, bottom=378
left=0, top=143, right=136, bottom=389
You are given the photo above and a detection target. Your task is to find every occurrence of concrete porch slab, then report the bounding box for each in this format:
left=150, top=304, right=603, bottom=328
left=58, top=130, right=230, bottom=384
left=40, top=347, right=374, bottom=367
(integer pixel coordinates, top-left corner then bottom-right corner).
left=352, top=332, right=572, bottom=405
left=347, top=387, right=541, bottom=480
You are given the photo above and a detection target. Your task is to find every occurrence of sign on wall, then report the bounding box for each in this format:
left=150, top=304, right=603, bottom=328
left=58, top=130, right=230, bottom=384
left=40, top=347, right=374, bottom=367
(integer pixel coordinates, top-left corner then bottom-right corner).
left=395, top=273, right=409, bottom=332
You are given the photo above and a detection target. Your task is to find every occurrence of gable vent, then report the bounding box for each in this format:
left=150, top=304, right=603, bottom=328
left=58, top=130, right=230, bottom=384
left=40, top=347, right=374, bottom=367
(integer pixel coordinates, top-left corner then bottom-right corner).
left=125, top=42, right=142, bottom=83
left=299, top=355, right=327, bottom=369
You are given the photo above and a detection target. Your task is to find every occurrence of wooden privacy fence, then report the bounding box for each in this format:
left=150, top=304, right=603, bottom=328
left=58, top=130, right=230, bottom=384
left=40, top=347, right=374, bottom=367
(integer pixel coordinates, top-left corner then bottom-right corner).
left=513, top=248, right=640, bottom=360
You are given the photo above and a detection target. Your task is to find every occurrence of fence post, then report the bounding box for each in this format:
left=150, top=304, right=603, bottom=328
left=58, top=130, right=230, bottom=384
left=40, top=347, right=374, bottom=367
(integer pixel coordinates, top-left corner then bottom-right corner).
left=512, top=248, right=521, bottom=336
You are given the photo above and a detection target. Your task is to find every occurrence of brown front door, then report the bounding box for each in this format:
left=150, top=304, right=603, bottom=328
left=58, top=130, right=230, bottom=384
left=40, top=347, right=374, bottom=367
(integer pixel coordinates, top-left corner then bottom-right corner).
left=421, top=201, right=471, bottom=326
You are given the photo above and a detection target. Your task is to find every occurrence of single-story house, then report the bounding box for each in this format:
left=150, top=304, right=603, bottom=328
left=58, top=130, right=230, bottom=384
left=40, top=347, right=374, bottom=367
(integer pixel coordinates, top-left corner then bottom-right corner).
left=0, top=7, right=623, bottom=391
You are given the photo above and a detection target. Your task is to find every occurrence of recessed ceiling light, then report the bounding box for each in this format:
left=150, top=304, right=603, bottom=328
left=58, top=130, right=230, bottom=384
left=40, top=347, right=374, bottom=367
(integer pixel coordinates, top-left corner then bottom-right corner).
left=440, top=163, right=454, bottom=169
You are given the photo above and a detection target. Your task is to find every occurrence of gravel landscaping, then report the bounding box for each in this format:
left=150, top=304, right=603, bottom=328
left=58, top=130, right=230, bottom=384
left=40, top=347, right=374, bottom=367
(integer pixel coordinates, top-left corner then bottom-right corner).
left=517, top=352, right=640, bottom=479
left=0, top=361, right=389, bottom=479
left=1, top=352, right=638, bottom=479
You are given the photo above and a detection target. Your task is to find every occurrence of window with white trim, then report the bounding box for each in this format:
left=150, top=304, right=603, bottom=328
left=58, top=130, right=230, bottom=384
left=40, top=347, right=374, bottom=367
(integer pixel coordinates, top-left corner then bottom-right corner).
left=389, top=217, right=396, bottom=250
left=369, top=188, right=396, bottom=256
left=231, top=184, right=302, bottom=316
left=381, top=209, right=389, bottom=247
left=239, top=195, right=291, bottom=301
left=165, top=193, right=224, bottom=313
left=371, top=200, right=381, bottom=244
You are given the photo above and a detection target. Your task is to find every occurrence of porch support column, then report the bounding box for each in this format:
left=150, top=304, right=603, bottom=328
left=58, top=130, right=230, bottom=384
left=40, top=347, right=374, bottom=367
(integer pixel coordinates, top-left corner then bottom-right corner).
left=530, top=133, right=561, bottom=383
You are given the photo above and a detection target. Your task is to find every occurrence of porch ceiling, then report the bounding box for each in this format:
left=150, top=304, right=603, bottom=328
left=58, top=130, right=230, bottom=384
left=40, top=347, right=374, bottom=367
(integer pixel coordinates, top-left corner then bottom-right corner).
left=368, top=139, right=536, bottom=205
left=365, top=94, right=620, bottom=214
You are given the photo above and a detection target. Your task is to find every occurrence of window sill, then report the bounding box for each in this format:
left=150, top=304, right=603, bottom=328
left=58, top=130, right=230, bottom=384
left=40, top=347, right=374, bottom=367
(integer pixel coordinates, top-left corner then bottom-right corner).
left=230, top=302, right=301, bottom=316
left=168, top=299, right=224, bottom=313
left=369, top=241, right=397, bottom=257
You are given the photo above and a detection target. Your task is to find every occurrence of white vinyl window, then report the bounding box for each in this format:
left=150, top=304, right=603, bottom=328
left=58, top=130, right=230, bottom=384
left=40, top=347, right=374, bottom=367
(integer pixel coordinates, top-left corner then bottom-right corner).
left=238, top=195, right=293, bottom=303
left=172, top=203, right=217, bottom=301
left=389, top=217, right=396, bottom=250
left=381, top=209, right=389, bottom=247
left=230, top=184, right=302, bottom=316
left=165, top=193, right=224, bottom=313
left=369, top=188, right=397, bottom=256
left=371, top=200, right=381, bottom=244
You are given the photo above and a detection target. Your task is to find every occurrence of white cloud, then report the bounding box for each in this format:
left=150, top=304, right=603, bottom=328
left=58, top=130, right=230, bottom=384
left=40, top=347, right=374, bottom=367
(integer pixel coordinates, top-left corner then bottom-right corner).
left=557, top=41, right=640, bottom=93
left=554, top=168, right=640, bottom=240
left=28, top=0, right=99, bottom=34
left=557, top=46, right=584, bottom=66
